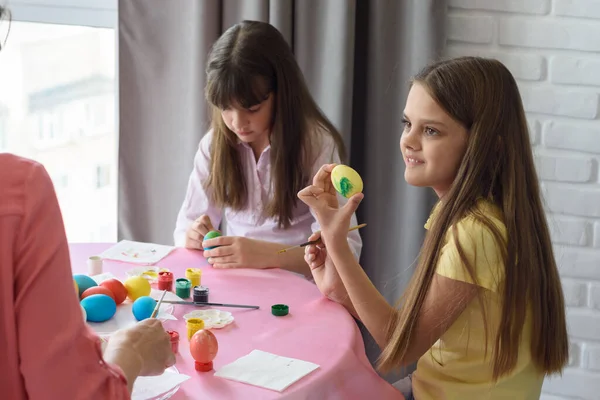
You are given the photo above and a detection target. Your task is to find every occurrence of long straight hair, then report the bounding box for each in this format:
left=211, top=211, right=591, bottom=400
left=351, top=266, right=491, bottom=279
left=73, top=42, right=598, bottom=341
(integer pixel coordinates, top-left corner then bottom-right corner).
left=378, top=57, right=569, bottom=379
left=204, top=20, right=345, bottom=228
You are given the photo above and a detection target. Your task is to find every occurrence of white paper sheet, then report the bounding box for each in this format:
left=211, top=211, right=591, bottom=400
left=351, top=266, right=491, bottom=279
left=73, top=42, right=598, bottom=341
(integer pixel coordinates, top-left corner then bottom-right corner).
left=87, top=289, right=181, bottom=335
left=98, top=240, right=176, bottom=265
left=131, top=369, right=190, bottom=400
left=214, top=350, right=320, bottom=392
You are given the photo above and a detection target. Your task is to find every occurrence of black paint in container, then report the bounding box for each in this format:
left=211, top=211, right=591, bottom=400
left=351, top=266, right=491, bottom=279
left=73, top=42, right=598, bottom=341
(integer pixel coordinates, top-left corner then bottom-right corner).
left=193, top=285, right=209, bottom=303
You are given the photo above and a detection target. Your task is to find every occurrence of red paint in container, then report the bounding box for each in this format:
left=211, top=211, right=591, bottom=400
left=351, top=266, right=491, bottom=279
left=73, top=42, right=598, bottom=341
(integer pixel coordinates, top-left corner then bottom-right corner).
left=157, top=271, right=174, bottom=291
left=167, top=330, right=179, bottom=353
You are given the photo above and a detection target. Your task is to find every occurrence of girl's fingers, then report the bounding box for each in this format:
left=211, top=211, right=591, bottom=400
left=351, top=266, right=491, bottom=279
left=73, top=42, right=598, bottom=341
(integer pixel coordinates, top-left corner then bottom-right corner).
left=202, top=236, right=233, bottom=249
left=312, top=164, right=336, bottom=188
left=308, top=231, right=321, bottom=242
left=198, top=215, right=215, bottom=232
left=297, top=185, right=327, bottom=210
left=203, top=245, right=234, bottom=258
left=207, top=255, right=236, bottom=264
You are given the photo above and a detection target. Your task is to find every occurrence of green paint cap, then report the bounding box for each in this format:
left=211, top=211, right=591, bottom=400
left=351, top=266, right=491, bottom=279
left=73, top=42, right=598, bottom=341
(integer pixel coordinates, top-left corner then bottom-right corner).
left=271, top=304, right=289, bottom=317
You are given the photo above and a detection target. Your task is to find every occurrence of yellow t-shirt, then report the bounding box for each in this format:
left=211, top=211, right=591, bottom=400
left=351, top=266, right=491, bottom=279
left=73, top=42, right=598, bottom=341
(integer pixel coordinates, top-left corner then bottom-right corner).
left=412, top=199, right=544, bottom=400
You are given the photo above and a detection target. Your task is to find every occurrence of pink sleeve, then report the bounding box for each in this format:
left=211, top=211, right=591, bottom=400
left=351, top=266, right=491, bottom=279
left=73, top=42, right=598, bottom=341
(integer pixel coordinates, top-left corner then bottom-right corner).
left=13, top=163, right=131, bottom=400
left=173, top=131, right=223, bottom=246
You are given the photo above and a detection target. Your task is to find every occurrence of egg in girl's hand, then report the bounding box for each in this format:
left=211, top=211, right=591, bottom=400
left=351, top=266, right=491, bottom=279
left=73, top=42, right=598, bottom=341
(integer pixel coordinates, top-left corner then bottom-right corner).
left=100, top=278, right=128, bottom=305
left=124, top=276, right=151, bottom=301
left=132, top=296, right=157, bottom=321
left=331, top=165, right=363, bottom=198
left=81, top=294, right=117, bottom=322
left=73, top=274, right=98, bottom=298
left=203, top=230, right=222, bottom=250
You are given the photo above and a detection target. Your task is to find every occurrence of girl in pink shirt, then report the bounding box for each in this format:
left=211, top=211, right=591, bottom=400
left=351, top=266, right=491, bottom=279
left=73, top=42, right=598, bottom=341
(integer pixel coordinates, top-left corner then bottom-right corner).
left=174, top=21, right=362, bottom=276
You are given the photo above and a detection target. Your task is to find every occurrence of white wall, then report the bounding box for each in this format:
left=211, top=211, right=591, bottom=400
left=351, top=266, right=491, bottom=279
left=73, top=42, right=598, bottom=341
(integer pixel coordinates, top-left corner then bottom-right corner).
left=445, top=1, right=600, bottom=399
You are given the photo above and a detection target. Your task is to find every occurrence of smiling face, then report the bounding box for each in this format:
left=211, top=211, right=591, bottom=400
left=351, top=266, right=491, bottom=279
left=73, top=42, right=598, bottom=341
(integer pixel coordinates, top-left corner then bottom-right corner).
left=400, top=83, right=469, bottom=198
left=220, top=92, right=274, bottom=153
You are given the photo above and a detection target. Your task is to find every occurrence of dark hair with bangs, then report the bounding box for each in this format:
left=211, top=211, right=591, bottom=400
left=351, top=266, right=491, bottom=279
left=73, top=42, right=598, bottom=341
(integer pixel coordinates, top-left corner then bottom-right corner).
left=204, top=20, right=346, bottom=228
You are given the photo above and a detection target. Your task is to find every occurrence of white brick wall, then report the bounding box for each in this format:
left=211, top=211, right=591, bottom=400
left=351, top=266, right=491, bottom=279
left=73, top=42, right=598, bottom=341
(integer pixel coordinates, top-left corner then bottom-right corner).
left=445, top=1, right=600, bottom=399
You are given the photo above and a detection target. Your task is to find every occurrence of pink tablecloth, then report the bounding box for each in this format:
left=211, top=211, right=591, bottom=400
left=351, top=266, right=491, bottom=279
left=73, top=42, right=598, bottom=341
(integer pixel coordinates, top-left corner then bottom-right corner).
left=69, top=243, right=403, bottom=400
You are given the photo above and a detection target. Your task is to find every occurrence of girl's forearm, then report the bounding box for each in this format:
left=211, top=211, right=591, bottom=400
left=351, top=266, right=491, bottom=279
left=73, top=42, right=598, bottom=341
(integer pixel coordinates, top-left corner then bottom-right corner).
left=327, top=240, right=396, bottom=349
left=325, top=284, right=360, bottom=319
left=260, top=240, right=312, bottom=276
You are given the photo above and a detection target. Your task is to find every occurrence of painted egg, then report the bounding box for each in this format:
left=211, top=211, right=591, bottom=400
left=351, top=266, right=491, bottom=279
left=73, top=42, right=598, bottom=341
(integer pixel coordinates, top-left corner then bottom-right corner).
left=81, top=304, right=87, bottom=321
left=132, top=296, right=157, bottom=321
left=331, top=165, right=363, bottom=198
left=81, top=294, right=117, bottom=322
left=74, top=280, right=79, bottom=295
left=124, top=276, right=151, bottom=301
left=203, top=230, right=222, bottom=250
left=73, top=274, right=98, bottom=298
left=100, top=279, right=128, bottom=305
left=81, top=286, right=116, bottom=302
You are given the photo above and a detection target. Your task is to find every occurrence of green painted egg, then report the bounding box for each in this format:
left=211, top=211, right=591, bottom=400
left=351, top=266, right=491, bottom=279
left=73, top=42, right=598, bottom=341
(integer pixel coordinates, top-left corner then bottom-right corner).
left=204, top=230, right=222, bottom=250
left=331, top=165, right=363, bottom=198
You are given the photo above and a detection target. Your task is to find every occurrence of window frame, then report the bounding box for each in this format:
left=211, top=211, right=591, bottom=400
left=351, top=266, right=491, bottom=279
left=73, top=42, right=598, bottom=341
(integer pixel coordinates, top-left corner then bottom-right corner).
left=7, top=0, right=117, bottom=29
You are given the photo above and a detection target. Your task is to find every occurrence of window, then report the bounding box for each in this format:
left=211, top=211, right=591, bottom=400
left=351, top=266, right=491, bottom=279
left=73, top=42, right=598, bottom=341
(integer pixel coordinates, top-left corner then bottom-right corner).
left=1, top=1, right=118, bottom=242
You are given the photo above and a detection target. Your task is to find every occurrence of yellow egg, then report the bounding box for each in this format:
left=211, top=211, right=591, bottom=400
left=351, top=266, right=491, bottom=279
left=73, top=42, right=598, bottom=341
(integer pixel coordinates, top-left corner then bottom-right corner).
left=74, top=280, right=79, bottom=296
left=124, top=276, right=151, bottom=301
left=331, top=165, right=363, bottom=198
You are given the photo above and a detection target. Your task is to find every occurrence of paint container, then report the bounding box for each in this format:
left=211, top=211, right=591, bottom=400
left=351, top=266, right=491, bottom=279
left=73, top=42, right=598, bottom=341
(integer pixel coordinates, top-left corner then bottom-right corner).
left=185, top=268, right=202, bottom=287
left=186, top=318, right=204, bottom=340
left=175, top=278, right=192, bottom=298
left=157, top=271, right=174, bottom=291
left=167, top=330, right=179, bottom=353
left=193, top=286, right=209, bottom=303
left=87, top=256, right=103, bottom=275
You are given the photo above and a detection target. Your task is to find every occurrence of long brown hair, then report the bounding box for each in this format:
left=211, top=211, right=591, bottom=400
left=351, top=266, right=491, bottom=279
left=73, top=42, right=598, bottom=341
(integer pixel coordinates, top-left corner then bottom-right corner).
left=204, top=20, right=345, bottom=228
left=379, top=57, right=568, bottom=379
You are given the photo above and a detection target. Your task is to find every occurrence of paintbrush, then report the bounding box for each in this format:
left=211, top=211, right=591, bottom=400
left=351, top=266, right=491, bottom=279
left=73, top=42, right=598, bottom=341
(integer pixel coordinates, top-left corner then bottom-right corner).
left=161, top=300, right=259, bottom=309
left=277, top=223, right=367, bottom=254
left=151, top=289, right=168, bottom=318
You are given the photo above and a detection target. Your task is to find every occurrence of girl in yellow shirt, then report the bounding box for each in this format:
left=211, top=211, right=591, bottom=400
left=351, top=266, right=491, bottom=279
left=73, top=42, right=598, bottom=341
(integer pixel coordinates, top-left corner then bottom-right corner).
left=298, top=56, right=568, bottom=399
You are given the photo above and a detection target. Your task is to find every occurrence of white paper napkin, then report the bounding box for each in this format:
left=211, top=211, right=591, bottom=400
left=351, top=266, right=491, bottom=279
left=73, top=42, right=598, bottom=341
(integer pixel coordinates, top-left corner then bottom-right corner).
left=98, top=240, right=176, bottom=265
left=214, top=350, right=320, bottom=392
left=131, top=369, right=190, bottom=400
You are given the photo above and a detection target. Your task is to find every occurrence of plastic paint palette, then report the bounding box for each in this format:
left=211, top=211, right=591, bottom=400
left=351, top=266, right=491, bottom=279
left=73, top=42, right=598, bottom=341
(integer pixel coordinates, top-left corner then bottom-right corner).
left=182, top=309, right=234, bottom=329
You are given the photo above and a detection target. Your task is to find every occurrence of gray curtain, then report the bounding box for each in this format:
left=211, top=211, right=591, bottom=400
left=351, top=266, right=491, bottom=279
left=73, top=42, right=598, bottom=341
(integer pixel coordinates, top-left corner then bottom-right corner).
left=119, top=0, right=445, bottom=381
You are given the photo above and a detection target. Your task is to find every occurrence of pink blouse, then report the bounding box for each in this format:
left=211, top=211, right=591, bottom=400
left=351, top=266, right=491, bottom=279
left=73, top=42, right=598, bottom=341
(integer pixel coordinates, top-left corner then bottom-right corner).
left=0, top=153, right=130, bottom=399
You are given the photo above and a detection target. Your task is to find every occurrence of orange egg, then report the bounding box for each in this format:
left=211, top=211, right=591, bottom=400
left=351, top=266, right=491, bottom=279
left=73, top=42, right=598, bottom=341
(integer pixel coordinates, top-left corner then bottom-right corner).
left=100, top=279, right=128, bottom=305
left=81, top=286, right=116, bottom=302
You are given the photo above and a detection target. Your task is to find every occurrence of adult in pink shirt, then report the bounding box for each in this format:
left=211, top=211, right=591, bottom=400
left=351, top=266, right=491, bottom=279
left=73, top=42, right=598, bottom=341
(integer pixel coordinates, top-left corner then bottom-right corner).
left=0, top=151, right=175, bottom=399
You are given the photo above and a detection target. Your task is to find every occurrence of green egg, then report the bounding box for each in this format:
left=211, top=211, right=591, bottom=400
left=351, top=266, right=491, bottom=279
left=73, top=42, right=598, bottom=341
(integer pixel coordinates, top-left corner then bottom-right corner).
left=204, top=230, right=222, bottom=250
